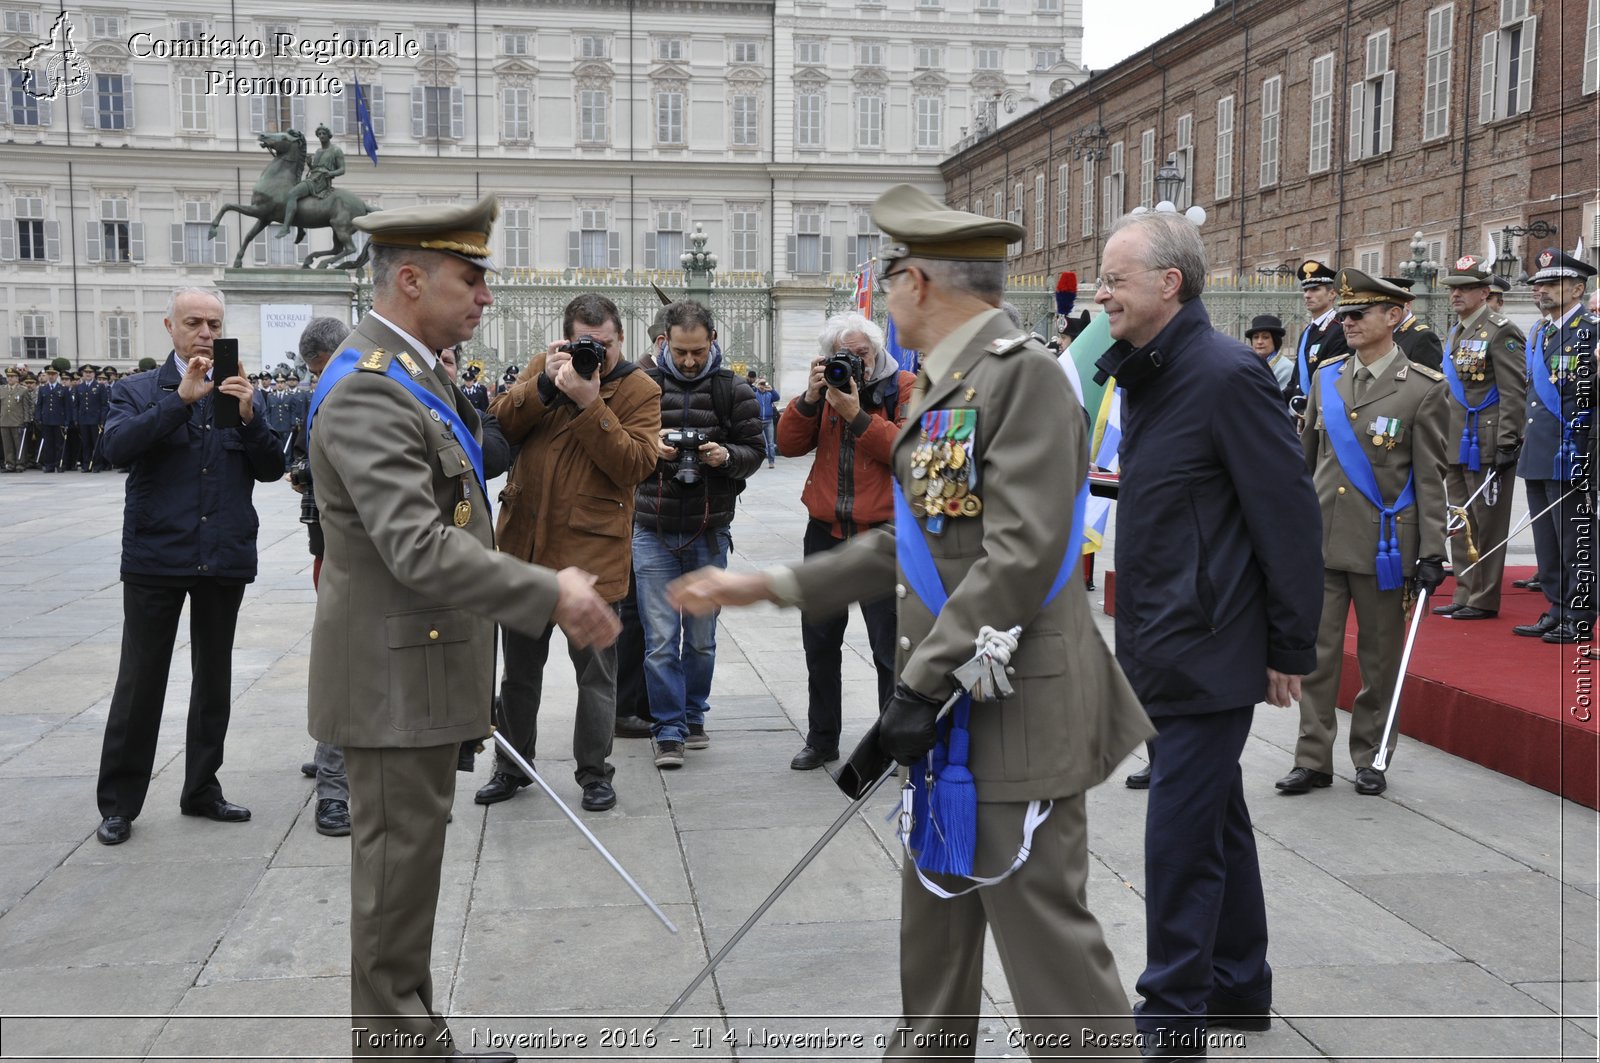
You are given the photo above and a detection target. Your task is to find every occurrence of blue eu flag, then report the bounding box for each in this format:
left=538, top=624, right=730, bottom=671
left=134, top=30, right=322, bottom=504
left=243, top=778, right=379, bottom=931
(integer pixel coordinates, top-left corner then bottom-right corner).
left=353, top=77, right=379, bottom=166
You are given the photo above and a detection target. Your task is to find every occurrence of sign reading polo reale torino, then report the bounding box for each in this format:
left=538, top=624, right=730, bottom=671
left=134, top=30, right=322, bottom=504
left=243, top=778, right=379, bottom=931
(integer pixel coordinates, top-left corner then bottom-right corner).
left=260, top=305, right=314, bottom=375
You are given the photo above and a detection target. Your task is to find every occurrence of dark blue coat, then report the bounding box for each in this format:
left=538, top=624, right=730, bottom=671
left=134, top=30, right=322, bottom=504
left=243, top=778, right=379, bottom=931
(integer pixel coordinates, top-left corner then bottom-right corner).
left=35, top=381, right=72, bottom=426
left=99, top=353, right=285, bottom=581
left=1519, top=303, right=1597, bottom=482
left=1107, top=298, right=1324, bottom=716
left=73, top=381, right=109, bottom=424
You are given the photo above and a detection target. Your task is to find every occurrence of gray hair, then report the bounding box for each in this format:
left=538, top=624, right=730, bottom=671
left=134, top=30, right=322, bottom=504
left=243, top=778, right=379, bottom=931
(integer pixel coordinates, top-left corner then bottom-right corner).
left=298, top=317, right=350, bottom=364
left=1108, top=211, right=1208, bottom=302
left=817, top=311, right=885, bottom=358
left=165, top=286, right=225, bottom=320
left=370, top=244, right=443, bottom=295
left=913, top=258, right=1007, bottom=303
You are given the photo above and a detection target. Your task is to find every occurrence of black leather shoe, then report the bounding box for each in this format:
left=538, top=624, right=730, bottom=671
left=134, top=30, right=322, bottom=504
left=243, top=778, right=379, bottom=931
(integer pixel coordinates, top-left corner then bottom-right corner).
left=581, top=780, right=617, bottom=811
left=1354, top=767, right=1387, bottom=795
left=457, top=742, right=477, bottom=772
left=614, top=714, right=654, bottom=739
left=315, top=798, right=351, bottom=836
left=1275, top=766, right=1333, bottom=794
left=96, top=816, right=131, bottom=845
left=789, top=745, right=838, bottom=771
left=1125, top=765, right=1152, bottom=789
left=1513, top=613, right=1557, bottom=637
left=1448, top=606, right=1497, bottom=620
left=1512, top=576, right=1534, bottom=588
left=1431, top=602, right=1463, bottom=616
left=474, top=771, right=528, bottom=805
left=300, top=761, right=316, bottom=778
left=181, top=797, right=251, bottom=822
left=1542, top=620, right=1590, bottom=644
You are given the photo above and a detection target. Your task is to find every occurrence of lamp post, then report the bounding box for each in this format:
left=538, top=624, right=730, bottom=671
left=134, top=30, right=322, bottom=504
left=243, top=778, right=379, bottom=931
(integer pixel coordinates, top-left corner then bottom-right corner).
left=1131, top=154, right=1206, bottom=226
left=1398, top=230, right=1439, bottom=288
left=680, top=223, right=717, bottom=300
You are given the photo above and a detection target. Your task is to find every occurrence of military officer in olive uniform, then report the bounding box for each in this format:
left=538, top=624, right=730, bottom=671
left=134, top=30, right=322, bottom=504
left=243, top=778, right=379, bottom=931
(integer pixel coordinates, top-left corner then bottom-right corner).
left=1514, top=248, right=1599, bottom=645
left=1, top=368, right=28, bottom=471
left=1286, top=260, right=1352, bottom=409
left=307, top=195, right=619, bottom=1061
left=1380, top=277, right=1445, bottom=372
left=1432, top=255, right=1526, bottom=620
left=669, top=184, right=1152, bottom=1058
left=1278, top=270, right=1450, bottom=798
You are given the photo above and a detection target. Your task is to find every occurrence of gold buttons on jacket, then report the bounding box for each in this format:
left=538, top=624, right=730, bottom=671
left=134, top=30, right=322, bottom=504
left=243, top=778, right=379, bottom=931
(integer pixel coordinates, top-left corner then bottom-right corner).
left=1337, top=487, right=1346, bottom=495
left=429, top=629, right=440, bottom=640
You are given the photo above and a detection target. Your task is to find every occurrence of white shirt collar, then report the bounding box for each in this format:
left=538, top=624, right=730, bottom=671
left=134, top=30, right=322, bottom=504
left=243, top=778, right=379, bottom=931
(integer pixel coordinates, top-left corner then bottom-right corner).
left=1312, top=308, right=1337, bottom=330
left=367, top=311, right=439, bottom=370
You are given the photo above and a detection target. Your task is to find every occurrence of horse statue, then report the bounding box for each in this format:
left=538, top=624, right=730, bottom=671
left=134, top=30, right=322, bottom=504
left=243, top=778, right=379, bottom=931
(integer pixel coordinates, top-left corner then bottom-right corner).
left=207, top=130, right=374, bottom=270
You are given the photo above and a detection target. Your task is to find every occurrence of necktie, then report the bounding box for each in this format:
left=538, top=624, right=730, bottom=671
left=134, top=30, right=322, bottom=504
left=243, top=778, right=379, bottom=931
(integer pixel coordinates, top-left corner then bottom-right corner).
left=1354, top=366, right=1371, bottom=403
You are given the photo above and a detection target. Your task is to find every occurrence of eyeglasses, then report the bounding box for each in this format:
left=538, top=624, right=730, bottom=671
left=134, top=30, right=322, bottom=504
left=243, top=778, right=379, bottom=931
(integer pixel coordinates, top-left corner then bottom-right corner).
left=1336, top=306, right=1386, bottom=322
left=874, top=266, right=910, bottom=295
left=1092, top=267, right=1164, bottom=295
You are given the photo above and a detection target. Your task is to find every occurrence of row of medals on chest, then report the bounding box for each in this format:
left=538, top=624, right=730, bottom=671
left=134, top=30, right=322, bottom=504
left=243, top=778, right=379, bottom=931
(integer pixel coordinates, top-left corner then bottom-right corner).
left=910, top=435, right=982, bottom=518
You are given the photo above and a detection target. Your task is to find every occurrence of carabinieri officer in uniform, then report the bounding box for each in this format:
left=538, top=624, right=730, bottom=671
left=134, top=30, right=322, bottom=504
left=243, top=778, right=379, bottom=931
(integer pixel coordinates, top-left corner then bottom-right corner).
left=306, top=195, right=619, bottom=1061
left=1278, top=269, right=1449, bottom=798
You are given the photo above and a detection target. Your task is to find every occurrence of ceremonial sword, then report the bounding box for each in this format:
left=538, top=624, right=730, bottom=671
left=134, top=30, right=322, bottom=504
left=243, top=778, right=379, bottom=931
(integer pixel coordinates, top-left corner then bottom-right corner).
left=488, top=726, right=678, bottom=936
left=657, top=627, right=1023, bottom=1024
left=1454, top=482, right=1580, bottom=581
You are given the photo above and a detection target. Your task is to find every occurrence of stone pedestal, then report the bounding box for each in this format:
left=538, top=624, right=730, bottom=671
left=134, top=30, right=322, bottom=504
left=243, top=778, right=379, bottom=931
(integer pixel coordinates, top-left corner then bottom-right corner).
left=770, top=280, right=836, bottom=398
left=217, top=268, right=358, bottom=375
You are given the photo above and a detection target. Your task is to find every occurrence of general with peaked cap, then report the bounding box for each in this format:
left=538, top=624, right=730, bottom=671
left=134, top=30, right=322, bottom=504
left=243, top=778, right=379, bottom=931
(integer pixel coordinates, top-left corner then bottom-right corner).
left=1430, top=253, right=1526, bottom=621
left=1286, top=259, right=1350, bottom=407
left=1513, top=247, right=1598, bottom=645
left=1245, top=313, right=1293, bottom=390
left=1279, top=267, right=1449, bottom=799
left=664, top=181, right=1151, bottom=1056
left=308, top=192, right=618, bottom=1061
left=1376, top=276, right=1443, bottom=371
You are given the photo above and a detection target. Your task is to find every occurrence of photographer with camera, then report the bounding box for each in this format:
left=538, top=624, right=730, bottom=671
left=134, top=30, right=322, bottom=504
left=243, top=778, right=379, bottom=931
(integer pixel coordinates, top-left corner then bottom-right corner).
left=777, top=312, right=916, bottom=770
left=478, top=294, right=661, bottom=812
left=635, top=300, right=764, bottom=769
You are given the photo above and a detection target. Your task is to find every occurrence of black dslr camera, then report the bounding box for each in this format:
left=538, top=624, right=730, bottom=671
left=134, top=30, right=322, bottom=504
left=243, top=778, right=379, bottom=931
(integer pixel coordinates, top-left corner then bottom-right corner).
left=288, top=459, right=319, bottom=526
left=560, top=336, right=608, bottom=379
left=663, top=428, right=710, bottom=485
left=823, top=350, right=865, bottom=391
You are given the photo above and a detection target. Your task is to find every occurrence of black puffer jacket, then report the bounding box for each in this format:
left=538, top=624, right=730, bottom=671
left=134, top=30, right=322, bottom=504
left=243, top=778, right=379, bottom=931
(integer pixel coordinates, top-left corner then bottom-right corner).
left=634, top=366, right=764, bottom=536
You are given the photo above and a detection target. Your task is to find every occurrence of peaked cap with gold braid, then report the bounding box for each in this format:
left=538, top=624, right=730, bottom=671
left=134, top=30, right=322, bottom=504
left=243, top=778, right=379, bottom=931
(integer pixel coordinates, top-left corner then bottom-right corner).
left=355, top=194, right=499, bottom=271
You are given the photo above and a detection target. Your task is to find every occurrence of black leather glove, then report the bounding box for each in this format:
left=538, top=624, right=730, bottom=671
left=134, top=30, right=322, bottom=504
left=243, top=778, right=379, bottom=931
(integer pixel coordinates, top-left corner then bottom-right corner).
left=1413, top=556, right=1446, bottom=595
left=1495, top=440, right=1522, bottom=469
left=877, top=683, right=945, bottom=766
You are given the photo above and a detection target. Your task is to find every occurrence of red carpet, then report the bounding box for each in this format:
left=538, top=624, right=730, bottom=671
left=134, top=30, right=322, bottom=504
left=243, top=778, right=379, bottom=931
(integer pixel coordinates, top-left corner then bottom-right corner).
left=1337, top=567, right=1599, bottom=809
left=1100, top=567, right=1600, bottom=808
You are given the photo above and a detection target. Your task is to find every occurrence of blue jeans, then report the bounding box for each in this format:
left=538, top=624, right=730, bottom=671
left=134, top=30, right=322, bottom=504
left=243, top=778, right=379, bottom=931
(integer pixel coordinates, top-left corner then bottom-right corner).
left=632, top=526, right=730, bottom=743
left=760, top=420, right=777, bottom=463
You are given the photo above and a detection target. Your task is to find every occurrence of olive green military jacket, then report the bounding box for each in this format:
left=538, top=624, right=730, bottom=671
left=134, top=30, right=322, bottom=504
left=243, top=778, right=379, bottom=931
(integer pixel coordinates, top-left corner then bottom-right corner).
left=1302, top=349, right=1450, bottom=575
left=0, top=383, right=28, bottom=427
left=790, top=313, right=1153, bottom=803
left=307, top=315, right=561, bottom=749
left=1443, top=308, right=1526, bottom=461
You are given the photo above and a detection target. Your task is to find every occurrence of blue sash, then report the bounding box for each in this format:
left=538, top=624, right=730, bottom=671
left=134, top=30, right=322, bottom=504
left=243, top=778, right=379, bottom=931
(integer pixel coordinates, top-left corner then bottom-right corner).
left=890, top=474, right=1088, bottom=875
left=1526, top=314, right=1583, bottom=481
left=1441, top=329, right=1498, bottom=472
left=1296, top=325, right=1315, bottom=397
left=307, top=347, right=491, bottom=518
left=1318, top=363, right=1414, bottom=591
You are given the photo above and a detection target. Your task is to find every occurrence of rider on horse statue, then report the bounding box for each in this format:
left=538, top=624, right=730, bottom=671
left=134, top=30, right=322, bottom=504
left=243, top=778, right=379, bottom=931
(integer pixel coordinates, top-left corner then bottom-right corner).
left=279, top=124, right=346, bottom=239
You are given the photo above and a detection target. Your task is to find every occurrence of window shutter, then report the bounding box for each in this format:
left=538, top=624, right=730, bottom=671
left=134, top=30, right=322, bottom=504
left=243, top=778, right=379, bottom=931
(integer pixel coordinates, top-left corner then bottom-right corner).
left=785, top=234, right=797, bottom=274
left=253, top=234, right=268, bottom=266
left=1348, top=81, right=1365, bottom=160
left=46, top=338, right=57, bottom=360
left=1515, top=17, right=1536, bottom=115
left=1480, top=32, right=1499, bottom=123
left=411, top=86, right=425, bottom=139
left=1379, top=70, right=1395, bottom=153
left=292, top=97, right=307, bottom=133
left=0, top=222, right=14, bottom=261
left=212, top=228, right=227, bottom=266
left=567, top=230, right=581, bottom=268
left=331, top=95, right=347, bottom=136
left=250, top=97, right=266, bottom=134
left=37, top=95, right=51, bottom=127
left=9, top=338, right=19, bottom=359
left=122, top=74, right=135, bottom=129
left=82, top=88, right=96, bottom=129
left=820, top=235, right=832, bottom=274
left=370, top=86, right=386, bottom=136
left=129, top=222, right=144, bottom=263
left=85, top=221, right=102, bottom=263
left=451, top=87, right=465, bottom=139
left=607, top=231, right=621, bottom=269
left=644, top=231, right=657, bottom=269
left=43, top=221, right=59, bottom=261
left=170, top=223, right=185, bottom=264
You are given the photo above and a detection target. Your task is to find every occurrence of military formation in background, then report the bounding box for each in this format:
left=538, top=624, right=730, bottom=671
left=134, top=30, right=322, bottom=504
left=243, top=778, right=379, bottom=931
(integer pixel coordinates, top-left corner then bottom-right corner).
left=1, top=363, right=121, bottom=473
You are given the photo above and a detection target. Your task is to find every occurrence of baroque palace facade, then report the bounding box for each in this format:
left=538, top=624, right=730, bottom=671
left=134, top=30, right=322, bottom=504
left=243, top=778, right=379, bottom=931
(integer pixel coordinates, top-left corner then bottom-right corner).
left=2, top=0, right=1084, bottom=369
left=940, top=0, right=1600, bottom=301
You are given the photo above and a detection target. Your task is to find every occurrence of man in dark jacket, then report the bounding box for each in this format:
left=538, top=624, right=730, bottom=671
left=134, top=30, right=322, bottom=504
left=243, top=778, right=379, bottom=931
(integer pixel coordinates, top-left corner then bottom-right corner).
left=72, top=365, right=109, bottom=470
left=1095, top=211, right=1323, bottom=1060
left=633, top=300, right=764, bottom=769
left=92, top=286, right=286, bottom=846
left=34, top=365, right=71, bottom=471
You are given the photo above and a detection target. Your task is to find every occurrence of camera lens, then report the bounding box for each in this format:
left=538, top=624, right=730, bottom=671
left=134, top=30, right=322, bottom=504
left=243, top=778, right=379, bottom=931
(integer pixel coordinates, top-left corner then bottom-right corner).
left=823, top=353, right=857, bottom=390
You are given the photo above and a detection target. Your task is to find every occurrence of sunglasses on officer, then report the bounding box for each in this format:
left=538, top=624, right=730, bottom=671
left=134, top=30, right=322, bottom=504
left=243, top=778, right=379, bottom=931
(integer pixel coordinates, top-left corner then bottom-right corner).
left=1335, top=303, right=1397, bottom=323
